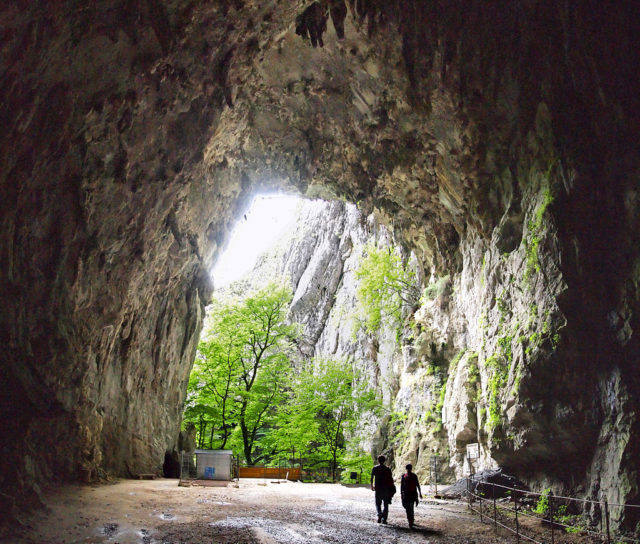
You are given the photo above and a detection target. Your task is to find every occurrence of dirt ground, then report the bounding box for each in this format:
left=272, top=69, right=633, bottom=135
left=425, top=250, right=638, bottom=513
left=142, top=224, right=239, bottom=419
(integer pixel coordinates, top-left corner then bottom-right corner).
left=4, top=478, right=598, bottom=544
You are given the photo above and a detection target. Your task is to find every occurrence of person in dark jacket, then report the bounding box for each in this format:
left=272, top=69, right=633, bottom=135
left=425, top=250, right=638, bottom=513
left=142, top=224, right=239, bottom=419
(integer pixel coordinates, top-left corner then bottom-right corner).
left=371, top=455, right=395, bottom=523
left=400, top=463, right=422, bottom=528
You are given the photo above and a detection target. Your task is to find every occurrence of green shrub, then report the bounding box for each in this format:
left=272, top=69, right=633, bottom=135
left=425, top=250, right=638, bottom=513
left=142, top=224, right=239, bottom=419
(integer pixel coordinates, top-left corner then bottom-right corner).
left=534, top=488, right=551, bottom=515
left=421, top=275, right=450, bottom=302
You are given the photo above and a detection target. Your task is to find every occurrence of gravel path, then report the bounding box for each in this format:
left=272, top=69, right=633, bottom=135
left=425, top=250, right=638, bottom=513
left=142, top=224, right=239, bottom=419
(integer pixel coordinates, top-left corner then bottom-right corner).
left=5, top=478, right=575, bottom=544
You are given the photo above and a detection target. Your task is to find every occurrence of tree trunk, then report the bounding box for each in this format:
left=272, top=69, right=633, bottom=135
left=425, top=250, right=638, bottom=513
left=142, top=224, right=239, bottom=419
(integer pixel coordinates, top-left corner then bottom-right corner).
left=220, top=425, right=228, bottom=449
left=332, top=449, right=338, bottom=481
left=239, top=401, right=253, bottom=464
left=198, top=415, right=205, bottom=448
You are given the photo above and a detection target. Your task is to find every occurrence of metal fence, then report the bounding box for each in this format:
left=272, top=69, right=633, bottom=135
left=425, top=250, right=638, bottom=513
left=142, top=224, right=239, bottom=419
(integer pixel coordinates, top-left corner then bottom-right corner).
left=180, top=451, right=196, bottom=480
left=465, top=478, right=640, bottom=543
left=179, top=450, right=234, bottom=481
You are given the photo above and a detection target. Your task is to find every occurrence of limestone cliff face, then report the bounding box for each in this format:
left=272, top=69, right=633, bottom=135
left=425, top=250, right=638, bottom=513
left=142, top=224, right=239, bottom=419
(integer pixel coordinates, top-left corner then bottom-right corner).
left=241, top=199, right=416, bottom=460
left=1, top=0, right=639, bottom=531
left=240, top=191, right=637, bottom=519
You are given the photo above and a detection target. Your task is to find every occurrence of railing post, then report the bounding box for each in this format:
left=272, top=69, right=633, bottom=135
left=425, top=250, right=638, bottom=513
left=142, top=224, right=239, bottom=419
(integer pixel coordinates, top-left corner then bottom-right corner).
left=604, top=498, right=611, bottom=544
left=515, top=494, right=520, bottom=543
left=549, top=491, right=555, bottom=544
left=434, top=456, right=438, bottom=497
left=479, top=483, right=483, bottom=522
left=599, top=501, right=603, bottom=535
left=467, top=477, right=471, bottom=510
left=493, top=484, right=497, bottom=533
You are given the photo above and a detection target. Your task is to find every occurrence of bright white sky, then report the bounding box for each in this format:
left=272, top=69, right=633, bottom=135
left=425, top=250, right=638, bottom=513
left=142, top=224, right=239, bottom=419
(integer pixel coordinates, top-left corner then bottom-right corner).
left=211, top=194, right=301, bottom=288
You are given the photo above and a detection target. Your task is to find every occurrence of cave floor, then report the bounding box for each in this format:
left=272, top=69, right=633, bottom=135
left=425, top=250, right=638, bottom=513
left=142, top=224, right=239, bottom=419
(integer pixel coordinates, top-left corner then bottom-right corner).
left=7, top=479, right=597, bottom=544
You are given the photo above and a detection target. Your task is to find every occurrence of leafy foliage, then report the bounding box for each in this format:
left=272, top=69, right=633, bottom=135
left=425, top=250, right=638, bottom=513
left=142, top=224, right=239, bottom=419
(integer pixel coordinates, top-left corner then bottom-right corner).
left=184, top=286, right=381, bottom=479
left=184, top=284, right=298, bottom=464
left=534, top=487, right=552, bottom=515
left=280, top=357, right=380, bottom=480
left=339, top=450, right=374, bottom=484
left=355, top=242, right=420, bottom=335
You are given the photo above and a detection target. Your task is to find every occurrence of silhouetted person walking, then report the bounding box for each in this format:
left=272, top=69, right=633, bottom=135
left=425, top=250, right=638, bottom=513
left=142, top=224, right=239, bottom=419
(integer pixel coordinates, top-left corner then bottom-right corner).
left=371, top=455, right=395, bottom=524
left=400, top=463, right=422, bottom=528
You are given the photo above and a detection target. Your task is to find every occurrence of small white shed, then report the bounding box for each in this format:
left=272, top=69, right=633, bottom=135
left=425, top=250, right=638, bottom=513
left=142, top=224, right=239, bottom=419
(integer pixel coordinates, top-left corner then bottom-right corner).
left=194, top=449, right=233, bottom=480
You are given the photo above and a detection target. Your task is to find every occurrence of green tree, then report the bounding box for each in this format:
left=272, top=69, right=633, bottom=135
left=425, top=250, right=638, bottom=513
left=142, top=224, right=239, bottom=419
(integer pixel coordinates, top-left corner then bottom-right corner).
left=190, top=308, right=246, bottom=449
left=184, top=283, right=299, bottom=464
left=355, top=243, right=420, bottom=334
left=339, top=449, right=374, bottom=484
left=267, top=382, right=321, bottom=471
left=235, top=285, right=298, bottom=464
left=284, top=357, right=380, bottom=481
left=182, top=366, right=221, bottom=449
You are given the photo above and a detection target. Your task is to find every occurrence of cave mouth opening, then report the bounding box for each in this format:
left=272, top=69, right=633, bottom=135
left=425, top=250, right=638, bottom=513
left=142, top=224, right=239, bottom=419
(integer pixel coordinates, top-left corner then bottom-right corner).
left=179, top=192, right=422, bottom=473
left=211, top=192, right=304, bottom=288
left=179, top=193, right=355, bottom=470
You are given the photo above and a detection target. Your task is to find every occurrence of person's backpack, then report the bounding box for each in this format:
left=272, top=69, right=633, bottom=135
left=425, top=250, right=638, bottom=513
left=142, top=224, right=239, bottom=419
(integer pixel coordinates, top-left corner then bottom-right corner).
left=386, top=468, right=396, bottom=496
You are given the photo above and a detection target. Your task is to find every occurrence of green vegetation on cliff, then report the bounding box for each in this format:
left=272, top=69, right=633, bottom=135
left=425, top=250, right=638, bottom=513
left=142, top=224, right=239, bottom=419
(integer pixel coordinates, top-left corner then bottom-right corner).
left=354, top=242, right=419, bottom=336
left=524, top=182, right=554, bottom=280
left=485, top=334, right=513, bottom=433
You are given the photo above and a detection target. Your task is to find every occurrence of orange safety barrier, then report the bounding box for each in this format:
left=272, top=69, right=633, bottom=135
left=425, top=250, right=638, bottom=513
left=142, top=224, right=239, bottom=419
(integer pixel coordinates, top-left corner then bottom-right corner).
left=238, top=466, right=301, bottom=480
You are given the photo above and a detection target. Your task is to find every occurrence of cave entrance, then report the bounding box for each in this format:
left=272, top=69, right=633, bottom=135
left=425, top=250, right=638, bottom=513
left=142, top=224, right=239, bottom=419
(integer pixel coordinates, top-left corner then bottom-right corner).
left=165, top=192, right=306, bottom=477
left=181, top=193, right=419, bottom=480
left=211, top=193, right=303, bottom=288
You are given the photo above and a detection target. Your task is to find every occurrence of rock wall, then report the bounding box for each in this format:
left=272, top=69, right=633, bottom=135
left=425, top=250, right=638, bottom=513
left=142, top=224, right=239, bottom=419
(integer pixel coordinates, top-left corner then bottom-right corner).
left=239, top=190, right=638, bottom=528
left=0, top=0, right=227, bottom=508
left=247, top=180, right=640, bottom=534
left=1, top=0, right=639, bottom=531
left=239, top=199, right=421, bottom=465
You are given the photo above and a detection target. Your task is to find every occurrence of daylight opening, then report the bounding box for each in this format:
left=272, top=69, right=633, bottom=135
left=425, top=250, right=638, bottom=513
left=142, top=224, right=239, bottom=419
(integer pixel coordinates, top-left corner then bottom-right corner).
left=211, top=193, right=303, bottom=288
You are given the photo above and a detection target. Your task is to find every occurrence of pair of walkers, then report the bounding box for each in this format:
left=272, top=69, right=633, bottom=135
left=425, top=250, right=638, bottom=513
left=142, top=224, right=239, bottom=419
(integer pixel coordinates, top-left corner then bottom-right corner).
left=370, top=455, right=422, bottom=528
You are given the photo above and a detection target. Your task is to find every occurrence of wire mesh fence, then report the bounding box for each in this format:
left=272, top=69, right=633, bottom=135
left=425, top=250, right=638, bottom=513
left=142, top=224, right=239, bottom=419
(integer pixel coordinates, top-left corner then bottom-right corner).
left=179, top=450, right=234, bottom=482
left=464, top=477, right=640, bottom=544
left=180, top=451, right=196, bottom=481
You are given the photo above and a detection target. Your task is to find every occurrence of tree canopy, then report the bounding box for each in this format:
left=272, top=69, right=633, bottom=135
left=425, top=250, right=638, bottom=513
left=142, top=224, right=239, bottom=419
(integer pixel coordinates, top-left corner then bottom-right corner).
left=355, top=242, right=420, bottom=334
left=274, top=357, right=379, bottom=480
left=184, top=283, right=298, bottom=464
left=183, top=283, right=381, bottom=479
